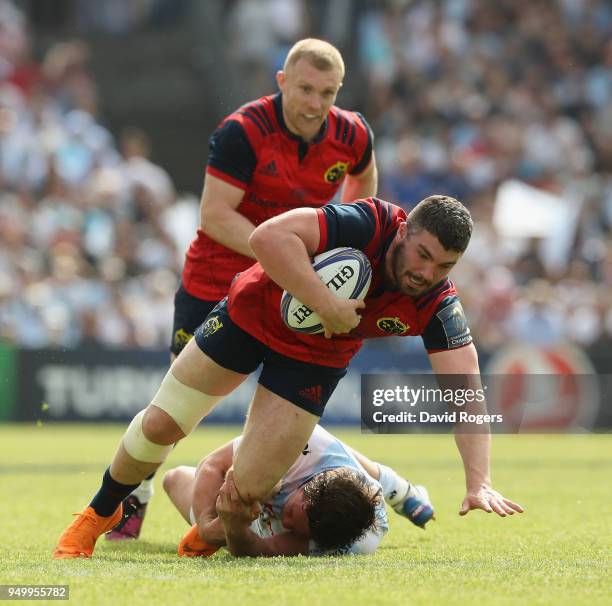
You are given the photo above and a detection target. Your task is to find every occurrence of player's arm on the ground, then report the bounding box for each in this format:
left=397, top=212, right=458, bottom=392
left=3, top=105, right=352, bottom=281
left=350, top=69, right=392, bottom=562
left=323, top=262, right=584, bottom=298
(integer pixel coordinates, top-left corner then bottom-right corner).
left=346, top=447, right=380, bottom=479
left=341, top=153, right=378, bottom=202
left=429, top=344, right=524, bottom=517
left=217, top=474, right=309, bottom=557
left=249, top=208, right=364, bottom=338
left=191, top=442, right=234, bottom=545
left=199, top=173, right=256, bottom=258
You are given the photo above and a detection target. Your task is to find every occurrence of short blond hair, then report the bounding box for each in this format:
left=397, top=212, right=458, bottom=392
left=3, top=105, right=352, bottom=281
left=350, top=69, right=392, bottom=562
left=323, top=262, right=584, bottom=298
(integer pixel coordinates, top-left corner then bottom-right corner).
left=283, top=38, right=345, bottom=78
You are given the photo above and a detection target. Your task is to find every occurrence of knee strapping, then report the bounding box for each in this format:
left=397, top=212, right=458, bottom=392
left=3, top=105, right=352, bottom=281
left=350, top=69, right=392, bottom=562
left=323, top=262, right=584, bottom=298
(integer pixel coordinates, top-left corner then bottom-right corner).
left=151, top=370, right=222, bottom=436
left=123, top=410, right=174, bottom=463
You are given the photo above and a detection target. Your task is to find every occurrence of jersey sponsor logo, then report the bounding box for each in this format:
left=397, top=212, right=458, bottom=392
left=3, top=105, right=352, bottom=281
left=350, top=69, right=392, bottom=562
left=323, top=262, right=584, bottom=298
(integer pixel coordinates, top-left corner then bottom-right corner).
left=436, top=301, right=471, bottom=347
left=200, top=315, right=224, bottom=338
left=324, top=161, right=349, bottom=183
left=298, top=385, right=323, bottom=406
left=302, top=443, right=311, bottom=455
left=173, top=328, right=193, bottom=351
left=258, top=160, right=278, bottom=177
left=376, top=317, right=409, bottom=334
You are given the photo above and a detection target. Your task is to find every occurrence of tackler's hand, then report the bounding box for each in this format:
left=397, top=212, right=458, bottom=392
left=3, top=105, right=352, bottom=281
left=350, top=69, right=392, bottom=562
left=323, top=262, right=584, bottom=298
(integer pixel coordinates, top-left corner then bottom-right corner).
left=216, top=473, right=261, bottom=527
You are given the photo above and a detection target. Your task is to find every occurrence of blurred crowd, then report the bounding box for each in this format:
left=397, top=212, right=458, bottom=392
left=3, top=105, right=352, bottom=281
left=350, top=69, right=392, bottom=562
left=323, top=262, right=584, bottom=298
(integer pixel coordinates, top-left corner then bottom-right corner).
left=357, top=0, right=612, bottom=351
left=0, top=0, right=611, bottom=352
left=0, top=0, right=196, bottom=348
left=225, top=0, right=612, bottom=351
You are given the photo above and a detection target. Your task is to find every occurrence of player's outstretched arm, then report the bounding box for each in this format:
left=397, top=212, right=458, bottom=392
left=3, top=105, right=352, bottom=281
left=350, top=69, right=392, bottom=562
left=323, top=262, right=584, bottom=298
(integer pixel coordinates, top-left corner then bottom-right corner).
left=341, top=154, right=378, bottom=202
left=200, top=173, right=257, bottom=258
left=428, top=344, right=524, bottom=518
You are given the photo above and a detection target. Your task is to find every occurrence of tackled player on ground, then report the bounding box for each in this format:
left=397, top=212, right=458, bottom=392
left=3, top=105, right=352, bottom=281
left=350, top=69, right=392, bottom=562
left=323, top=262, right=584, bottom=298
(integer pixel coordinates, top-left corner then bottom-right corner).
left=163, top=424, right=433, bottom=557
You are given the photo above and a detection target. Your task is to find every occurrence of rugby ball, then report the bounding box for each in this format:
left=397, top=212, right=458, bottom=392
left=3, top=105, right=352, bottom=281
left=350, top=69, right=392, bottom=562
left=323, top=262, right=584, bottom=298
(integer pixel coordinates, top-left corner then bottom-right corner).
left=280, top=247, right=372, bottom=334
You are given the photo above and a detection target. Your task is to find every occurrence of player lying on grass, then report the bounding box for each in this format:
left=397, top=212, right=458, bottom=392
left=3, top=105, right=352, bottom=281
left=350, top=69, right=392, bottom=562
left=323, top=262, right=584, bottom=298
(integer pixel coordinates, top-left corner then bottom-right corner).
left=163, top=425, right=433, bottom=557
left=53, top=195, right=523, bottom=559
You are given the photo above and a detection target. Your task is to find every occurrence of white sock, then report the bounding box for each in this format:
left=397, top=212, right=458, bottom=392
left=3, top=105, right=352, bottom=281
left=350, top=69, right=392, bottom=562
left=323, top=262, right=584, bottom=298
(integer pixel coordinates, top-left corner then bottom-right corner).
left=131, top=478, right=154, bottom=504
left=377, top=464, right=411, bottom=507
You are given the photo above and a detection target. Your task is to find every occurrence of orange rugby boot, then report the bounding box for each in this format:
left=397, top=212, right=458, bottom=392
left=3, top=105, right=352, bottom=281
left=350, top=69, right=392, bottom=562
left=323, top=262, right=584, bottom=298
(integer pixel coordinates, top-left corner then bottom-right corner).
left=177, top=523, right=220, bottom=558
left=53, top=505, right=123, bottom=559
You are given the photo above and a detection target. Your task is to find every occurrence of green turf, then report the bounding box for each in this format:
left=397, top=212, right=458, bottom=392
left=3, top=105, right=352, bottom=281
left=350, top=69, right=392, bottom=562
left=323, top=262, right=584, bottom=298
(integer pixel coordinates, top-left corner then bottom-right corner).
left=0, top=424, right=610, bottom=606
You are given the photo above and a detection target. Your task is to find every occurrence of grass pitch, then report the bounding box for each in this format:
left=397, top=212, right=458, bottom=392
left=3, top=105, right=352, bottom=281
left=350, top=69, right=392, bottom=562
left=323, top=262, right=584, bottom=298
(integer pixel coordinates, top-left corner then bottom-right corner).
left=0, top=424, right=610, bottom=606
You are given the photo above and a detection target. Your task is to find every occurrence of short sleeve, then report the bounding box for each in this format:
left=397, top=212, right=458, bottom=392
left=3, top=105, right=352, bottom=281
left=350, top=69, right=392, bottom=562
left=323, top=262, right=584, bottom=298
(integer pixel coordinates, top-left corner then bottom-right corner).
left=206, top=120, right=257, bottom=187
left=316, top=201, right=377, bottom=254
left=422, top=295, right=473, bottom=352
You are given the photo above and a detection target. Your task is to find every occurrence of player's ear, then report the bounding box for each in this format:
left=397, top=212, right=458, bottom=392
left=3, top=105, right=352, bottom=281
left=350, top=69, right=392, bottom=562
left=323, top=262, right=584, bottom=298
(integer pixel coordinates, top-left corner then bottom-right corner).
left=398, top=221, right=408, bottom=239
left=276, top=70, right=285, bottom=90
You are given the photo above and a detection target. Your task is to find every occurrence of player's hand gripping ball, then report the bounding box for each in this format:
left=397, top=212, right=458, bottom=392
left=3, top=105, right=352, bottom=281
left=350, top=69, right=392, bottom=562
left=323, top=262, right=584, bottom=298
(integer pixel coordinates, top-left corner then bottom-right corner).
left=280, top=247, right=372, bottom=334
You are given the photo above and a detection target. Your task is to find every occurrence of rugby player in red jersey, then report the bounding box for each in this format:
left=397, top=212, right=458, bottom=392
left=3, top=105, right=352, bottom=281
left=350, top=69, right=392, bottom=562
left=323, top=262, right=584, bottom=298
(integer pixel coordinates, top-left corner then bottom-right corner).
left=107, top=37, right=378, bottom=540
left=53, top=195, right=523, bottom=559
left=174, top=37, right=376, bottom=359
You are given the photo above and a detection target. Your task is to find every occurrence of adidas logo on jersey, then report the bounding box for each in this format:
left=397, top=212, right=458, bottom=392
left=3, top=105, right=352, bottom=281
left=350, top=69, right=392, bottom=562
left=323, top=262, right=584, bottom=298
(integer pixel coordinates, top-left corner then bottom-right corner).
left=258, top=160, right=278, bottom=177
left=298, top=385, right=323, bottom=406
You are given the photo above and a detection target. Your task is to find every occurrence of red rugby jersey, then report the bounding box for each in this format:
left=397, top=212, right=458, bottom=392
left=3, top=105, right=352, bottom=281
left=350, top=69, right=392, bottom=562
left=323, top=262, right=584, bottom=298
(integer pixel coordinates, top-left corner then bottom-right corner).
left=182, top=93, right=373, bottom=301
left=227, top=198, right=473, bottom=368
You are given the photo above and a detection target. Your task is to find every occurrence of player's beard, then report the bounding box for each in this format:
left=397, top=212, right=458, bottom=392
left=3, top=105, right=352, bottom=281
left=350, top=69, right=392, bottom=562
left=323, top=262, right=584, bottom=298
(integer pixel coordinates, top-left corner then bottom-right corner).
left=385, top=239, right=432, bottom=297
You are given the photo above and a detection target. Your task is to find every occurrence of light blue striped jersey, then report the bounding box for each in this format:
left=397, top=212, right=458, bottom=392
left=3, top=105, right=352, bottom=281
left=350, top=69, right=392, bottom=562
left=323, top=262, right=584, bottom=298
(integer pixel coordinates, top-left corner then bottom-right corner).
left=232, top=425, right=388, bottom=555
